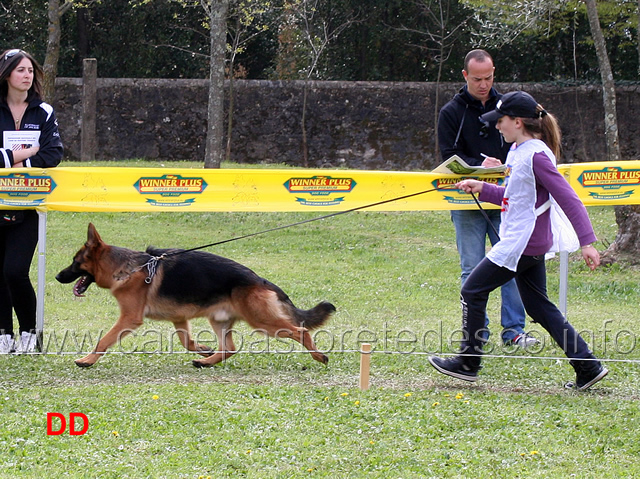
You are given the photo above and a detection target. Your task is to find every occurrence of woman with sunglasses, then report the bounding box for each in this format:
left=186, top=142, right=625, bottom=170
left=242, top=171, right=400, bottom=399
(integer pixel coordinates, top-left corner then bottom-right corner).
left=0, top=49, right=63, bottom=354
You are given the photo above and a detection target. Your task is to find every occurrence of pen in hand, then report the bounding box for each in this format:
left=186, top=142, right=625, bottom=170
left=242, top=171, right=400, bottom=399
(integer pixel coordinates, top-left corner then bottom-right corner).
left=480, top=153, right=502, bottom=168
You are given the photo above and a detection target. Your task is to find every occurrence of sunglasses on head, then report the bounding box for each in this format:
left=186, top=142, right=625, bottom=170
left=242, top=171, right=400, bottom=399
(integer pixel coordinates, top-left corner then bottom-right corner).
left=479, top=118, right=490, bottom=139
left=4, top=49, right=23, bottom=61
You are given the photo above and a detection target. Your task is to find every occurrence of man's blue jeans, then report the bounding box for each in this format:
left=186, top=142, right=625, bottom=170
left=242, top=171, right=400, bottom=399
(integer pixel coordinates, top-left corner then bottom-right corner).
left=451, top=209, right=526, bottom=343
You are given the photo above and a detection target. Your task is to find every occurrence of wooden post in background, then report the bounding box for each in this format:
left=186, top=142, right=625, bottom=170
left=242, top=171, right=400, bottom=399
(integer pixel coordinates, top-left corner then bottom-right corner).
left=359, top=343, right=371, bottom=391
left=81, top=58, right=97, bottom=162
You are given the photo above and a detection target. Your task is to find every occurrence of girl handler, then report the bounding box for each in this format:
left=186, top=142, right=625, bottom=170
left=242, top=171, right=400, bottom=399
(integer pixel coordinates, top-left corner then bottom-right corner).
left=428, top=91, right=608, bottom=390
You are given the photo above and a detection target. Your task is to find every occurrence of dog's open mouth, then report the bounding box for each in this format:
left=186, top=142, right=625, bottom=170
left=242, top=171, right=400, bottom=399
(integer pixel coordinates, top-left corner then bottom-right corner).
left=73, top=276, right=94, bottom=297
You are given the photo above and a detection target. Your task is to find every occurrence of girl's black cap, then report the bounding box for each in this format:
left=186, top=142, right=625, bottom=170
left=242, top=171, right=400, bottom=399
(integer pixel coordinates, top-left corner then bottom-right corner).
left=480, top=91, right=540, bottom=123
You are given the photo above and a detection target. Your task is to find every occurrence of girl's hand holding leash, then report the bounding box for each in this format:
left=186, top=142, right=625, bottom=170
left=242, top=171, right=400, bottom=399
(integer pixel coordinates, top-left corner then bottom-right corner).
left=581, top=244, right=600, bottom=271
left=456, top=179, right=484, bottom=194
left=456, top=178, right=600, bottom=272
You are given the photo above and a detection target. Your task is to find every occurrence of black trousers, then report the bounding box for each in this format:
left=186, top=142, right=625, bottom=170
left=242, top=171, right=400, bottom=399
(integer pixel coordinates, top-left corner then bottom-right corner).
left=0, top=210, right=38, bottom=336
left=460, top=254, right=594, bottom=366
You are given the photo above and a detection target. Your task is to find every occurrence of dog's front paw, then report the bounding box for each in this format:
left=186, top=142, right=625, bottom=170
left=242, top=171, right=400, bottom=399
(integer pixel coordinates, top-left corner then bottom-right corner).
left=192, top=359, right=213, bottom=368
left=74, top=359, right=94, bottom=368
left=75, top=354, right=98, bottom=368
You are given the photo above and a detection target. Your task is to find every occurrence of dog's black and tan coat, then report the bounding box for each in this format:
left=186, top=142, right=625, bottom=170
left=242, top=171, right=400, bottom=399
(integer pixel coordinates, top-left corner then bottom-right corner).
left=56, top=223, right=335, bottom=368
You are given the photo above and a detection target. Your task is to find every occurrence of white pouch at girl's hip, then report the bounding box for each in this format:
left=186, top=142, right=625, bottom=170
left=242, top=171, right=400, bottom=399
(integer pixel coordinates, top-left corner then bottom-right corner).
left=535, top=197, right=580, bottom=259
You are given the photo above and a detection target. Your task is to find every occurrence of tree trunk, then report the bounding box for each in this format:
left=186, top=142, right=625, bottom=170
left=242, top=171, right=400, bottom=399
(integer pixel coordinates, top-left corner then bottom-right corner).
left=584, top=0, right=620, bottom=162
left=42, top=0, right=62, bottom=103
left=204, top=0, right=229, bottom=169
left=225, top=17, right=240, bottom=164
left=603, top=206, right=640, bottom=264
left=301, top=80, right=309, bottom=167
left=433, top=39, right=444, bottom=159
left=584, top=0, right=639, bottom=262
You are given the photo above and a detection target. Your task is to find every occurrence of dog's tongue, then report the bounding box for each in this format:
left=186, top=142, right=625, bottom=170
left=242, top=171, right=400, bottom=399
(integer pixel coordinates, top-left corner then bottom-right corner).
left=73, top=277, right=87, bottom=297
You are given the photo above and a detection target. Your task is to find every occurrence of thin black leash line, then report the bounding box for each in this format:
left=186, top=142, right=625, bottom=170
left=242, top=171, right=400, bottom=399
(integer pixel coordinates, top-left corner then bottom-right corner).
left=470, top=190, right=500, bottom=239
left=137, top=185, right=493, bottom=281
left=134, top=186, right=447, bottom=280
left=175, top=185, right=450, bottom=255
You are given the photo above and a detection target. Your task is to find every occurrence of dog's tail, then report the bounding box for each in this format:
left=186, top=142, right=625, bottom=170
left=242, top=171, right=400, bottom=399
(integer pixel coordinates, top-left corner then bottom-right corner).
left=291, top=301, right=336, bottom=330
left=267, top=280, right=335, bottom=330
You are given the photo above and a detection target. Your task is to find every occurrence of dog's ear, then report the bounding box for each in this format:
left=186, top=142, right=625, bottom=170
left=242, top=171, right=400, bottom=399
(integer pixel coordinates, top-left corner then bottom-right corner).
left=87, top=222, right=103, bottom=245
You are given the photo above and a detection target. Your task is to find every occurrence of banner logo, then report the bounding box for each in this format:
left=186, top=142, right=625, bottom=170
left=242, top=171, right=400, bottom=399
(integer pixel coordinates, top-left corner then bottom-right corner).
left=133, top=174, right=207, bottom=206
left=0, top=173, right=55, bottom=207
left=0, top=173, right=56, bottom=196
left=577, top=166, right=640, bottom=201
left=284, top=176, right=356, bottom=206
left=578, top=167, right=640, bottom=188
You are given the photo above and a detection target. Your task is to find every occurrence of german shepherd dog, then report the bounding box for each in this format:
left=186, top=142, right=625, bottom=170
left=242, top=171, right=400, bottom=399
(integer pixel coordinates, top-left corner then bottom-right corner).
left=56, top=223, right=335, bottom=368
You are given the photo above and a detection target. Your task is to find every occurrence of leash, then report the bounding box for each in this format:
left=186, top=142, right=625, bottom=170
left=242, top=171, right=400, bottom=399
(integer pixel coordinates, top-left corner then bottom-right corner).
left=137, top=184, right=496, bottom=282
left=174, top=186, right=449, bottom=255
left=470, top=191, right=500, bottom=239
left=132, top=186, right=446, bottom=283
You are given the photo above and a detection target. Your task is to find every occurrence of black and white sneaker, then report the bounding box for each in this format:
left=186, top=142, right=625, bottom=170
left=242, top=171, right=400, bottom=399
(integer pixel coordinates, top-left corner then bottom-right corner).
left=513, top=333, right=539, bottom=349
left=428, top=356, right=479, bottom=382
left=566, top=359, right=609, bottom=390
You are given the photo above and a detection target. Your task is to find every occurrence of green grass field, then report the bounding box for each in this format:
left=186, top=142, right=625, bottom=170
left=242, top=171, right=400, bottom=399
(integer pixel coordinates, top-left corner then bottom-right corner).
left=1, top=162, right=639, bottom=478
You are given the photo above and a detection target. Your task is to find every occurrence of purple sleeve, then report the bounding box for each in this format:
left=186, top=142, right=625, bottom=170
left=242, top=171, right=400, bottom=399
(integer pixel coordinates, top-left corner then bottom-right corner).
left=532, top=153, right=597, bottom=246
left=478, top=182, right=505, bottom=206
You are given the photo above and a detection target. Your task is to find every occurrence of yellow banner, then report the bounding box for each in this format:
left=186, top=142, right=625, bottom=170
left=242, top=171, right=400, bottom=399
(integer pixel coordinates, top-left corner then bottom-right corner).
left=0, top=162, right=638, bottom=212
left=558, top=161, right=640, bottom=205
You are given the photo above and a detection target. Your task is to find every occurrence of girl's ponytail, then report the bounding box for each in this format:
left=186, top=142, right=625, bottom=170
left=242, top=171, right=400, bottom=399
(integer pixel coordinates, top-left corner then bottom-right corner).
left=522, top=105, right=562, bottom=159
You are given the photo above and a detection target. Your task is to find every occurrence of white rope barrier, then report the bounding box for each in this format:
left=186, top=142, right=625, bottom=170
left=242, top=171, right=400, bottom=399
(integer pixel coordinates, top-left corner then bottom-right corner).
left=18, top=345, right=639, bottom=391
left=22, top=347, right=640, bottom=363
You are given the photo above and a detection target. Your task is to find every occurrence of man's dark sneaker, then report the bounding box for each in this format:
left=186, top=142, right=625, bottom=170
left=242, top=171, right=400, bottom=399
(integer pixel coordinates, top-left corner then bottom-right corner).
left=428, top=356, right=479, bottom=382
left=566, top=359, right=609, bottom=390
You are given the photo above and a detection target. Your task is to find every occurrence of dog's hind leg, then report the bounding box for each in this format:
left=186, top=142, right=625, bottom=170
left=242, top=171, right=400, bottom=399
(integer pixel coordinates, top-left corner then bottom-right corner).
left=192, top=319, right=238, bottom=368
left=264, top=322, right=329, bottom=365
left=293, top=328, right=329, bottom=365
left=238, top=288, right=329, bottom=365
left=172, top=320, right=214, bottom=357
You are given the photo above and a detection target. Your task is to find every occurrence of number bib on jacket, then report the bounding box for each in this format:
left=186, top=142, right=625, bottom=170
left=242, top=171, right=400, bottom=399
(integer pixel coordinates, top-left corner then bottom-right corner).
left=486, top=139, right=554, bottom=271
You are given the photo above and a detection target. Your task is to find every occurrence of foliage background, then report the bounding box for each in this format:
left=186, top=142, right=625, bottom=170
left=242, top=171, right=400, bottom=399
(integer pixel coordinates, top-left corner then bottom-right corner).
left=1, top=0, right=638, bottom=83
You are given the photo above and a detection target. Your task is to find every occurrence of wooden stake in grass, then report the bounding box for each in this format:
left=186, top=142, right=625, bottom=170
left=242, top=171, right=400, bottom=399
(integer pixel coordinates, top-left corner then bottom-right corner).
left=359, top=343, right=371, bottom=391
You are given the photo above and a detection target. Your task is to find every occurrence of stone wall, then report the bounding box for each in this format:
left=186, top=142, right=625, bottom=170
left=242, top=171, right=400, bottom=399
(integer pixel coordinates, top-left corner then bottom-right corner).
left=53, top=78, right=640, bottom=169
